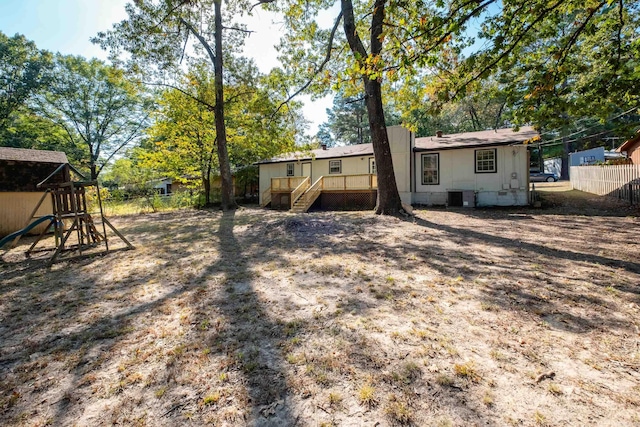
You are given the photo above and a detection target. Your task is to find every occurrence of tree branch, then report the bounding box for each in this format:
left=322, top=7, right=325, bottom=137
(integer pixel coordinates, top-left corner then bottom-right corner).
left=409, top=0, right=495, bottom=63
left=250, top=0, right=277, bottom=12
left=556, top=1, right=606, bottom=69
left=138, top=80, right=216, bottom=111
left=148, top=0, right=191, bottom=32
left=98, top=112, right=150, bottom=175
left=223, top=26, right=255, bottom=34
left=178, top=17, right=217, bottom=69
left=453, top=0, right=566, bottom=99
left=271, top=11, right=344, bottom=118
left=616, top=0, right=624, bottom=67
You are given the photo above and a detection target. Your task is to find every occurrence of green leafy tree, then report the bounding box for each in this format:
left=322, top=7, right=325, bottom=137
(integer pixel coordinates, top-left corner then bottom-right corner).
left=94, top=0, right=257, bottom=210
left=147, top=72, right=218, bottom=205
left=397, top=78, right=509, bottom=137
left=265, top=0, right=506, bottom=214
left=145, top=59, right=299, bottom=205
left=433, top=2, right=640, bottom=176
left=0, top=110, right=87, bottom=166
left=0, top=31, right=52, bottom=132
left=34, top=55, right=149, bottom=179
left=320, top=91, right=370, bottom=146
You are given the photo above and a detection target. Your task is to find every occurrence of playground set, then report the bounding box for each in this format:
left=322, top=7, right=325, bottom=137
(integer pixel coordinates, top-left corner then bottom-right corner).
left=0, top=162, right=133, bottom=264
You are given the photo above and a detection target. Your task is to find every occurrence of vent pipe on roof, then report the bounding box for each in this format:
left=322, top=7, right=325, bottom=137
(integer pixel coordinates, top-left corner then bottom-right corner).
left=321, top=143, right=327, bottom=150
left=436, top=130, right=443, bottom=137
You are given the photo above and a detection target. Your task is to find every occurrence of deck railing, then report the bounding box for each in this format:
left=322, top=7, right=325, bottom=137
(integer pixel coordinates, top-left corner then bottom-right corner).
left=291, top=177, right=324, bottom=213
left=271, top=176, right=308, bottom=191
left=290, top=177, right=311, bottom=208
left=260, top=187, right=272, bottom=207
left=322, top=174, right=377, bottom=190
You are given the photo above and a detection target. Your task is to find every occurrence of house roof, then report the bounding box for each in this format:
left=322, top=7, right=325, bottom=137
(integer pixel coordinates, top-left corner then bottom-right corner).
left=0, top=147, right=69, bottom=164
left=257, top=126, right=540, bottom=164
left=256, top=143, right=374, bottom=164
left=414, top=126, right=539, bottom=152
left=616, top=129, right=640, bottom=153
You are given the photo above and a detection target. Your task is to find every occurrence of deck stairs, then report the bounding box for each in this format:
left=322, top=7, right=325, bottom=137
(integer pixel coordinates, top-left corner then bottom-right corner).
left=290, top=177, right=323, bottom=213
left=260, top=187, right=272, bottom=207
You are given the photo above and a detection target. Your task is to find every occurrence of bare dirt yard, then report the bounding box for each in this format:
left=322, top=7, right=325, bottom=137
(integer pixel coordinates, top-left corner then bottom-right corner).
left=1, top=186, right=639, bottom=426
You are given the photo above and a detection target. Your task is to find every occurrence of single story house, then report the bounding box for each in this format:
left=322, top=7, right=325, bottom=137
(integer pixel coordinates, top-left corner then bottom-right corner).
left=617, top=130, right=640, bottom=164
left=0, top=147, right=69, bottom=237
left=257, top=126, right=538, bottom=211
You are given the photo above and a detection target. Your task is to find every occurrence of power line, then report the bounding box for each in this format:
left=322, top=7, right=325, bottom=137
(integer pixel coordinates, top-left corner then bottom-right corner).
left=535, top=106, right=639, bottom=144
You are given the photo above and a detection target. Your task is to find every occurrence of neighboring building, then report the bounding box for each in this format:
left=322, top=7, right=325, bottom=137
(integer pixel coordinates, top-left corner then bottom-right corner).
left=150, top=170, right=258, bottom=201
left=544, top=157, right=562, bottom=177
left=569, top=147, right=605, bottom=166
left=152, top=177, right=174, bottom=195
left=0, top=147, right=69, bottom=237
left=617, top=130, right=640, bottom=164
left=569, top=147, right=627, bottom=168
left=257, top=126, right=538, bottom=211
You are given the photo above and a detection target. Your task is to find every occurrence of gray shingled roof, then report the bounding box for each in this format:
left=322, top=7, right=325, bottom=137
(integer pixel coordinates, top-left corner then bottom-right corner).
left=257, top=127, right=539, bottom=164
left=0, top=147, right=69, bottom=164
left=414, top=127, right=538, bottom=151
left=257, top=143, right=374, bottom=164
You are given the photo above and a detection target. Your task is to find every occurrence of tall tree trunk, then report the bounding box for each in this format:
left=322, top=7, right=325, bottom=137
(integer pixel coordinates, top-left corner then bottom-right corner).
left=180, top=11, right=237, bottom=210
left=203, top=176, right=211, bottom=206
left=213, top=0, right=237, bottom=210
left=203, top=157, right=212, bottom=206
left=341, top=0, right=403, bottom=215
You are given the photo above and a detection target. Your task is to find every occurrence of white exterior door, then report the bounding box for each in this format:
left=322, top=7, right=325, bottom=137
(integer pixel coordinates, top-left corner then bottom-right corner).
left=302, top=162, right=311, bottom=178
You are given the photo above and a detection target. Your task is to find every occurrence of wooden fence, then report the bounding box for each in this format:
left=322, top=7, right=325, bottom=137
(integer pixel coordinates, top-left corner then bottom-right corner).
left=570, top=165, right=640, bottom=205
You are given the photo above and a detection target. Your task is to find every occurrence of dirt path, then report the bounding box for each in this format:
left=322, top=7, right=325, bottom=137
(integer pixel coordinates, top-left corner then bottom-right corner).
left=1, top=195, right=639, bottom=426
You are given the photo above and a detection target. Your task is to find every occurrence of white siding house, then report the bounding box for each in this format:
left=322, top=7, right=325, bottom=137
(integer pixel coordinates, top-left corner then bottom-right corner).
left=412, top=128, right=537, bottom=207
left=258, top=126, right=538, bottom=210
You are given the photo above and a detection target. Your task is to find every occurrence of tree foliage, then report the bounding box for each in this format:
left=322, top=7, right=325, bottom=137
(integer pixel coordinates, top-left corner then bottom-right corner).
left=0, top=110, right=87, bottom=165
left=437, top=1, right=640, bottom=136
left=0, top=31, right=52, bottom=131
left=94, top=0, right=257, bottom=210
left=34, top=55, right=149, bottom=179
left=317, top=91, right=370, bottom=146
left=144, top=59, right=300, bottom=205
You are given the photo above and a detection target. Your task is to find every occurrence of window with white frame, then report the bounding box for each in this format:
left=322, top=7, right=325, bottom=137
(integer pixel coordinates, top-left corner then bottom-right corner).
left=369, top=157, right=376, bottom=174
left=422, top=153, right=439, bottom=185
left=329, top=160, right=342, bottom=174
left=286, top=163, right=295, bottom=176
left=475, top=149, right=497, bottom=173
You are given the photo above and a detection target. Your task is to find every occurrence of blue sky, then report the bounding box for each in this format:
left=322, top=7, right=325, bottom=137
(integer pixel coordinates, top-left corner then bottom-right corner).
left=0, top=0, right=128, bottom=60
left=0, top=0, right=330, bottom=134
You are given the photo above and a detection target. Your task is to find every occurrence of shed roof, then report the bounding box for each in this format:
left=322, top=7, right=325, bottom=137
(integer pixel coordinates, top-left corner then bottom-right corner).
left=414, top=126, right=538, bottom=151
left=0, top=147, right=69, bottom=164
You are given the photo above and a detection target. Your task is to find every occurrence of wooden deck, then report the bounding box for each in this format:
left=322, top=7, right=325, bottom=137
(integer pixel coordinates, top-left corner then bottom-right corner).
left=263, top=174, right=377, bottom=212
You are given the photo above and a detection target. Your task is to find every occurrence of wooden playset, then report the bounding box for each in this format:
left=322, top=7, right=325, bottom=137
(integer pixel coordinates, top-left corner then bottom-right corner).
left=5, top=163, right=133, bottom=263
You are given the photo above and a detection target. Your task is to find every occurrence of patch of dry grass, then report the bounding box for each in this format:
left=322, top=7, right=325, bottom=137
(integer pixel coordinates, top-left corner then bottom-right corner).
left=1, top=202, right=639, bottom=426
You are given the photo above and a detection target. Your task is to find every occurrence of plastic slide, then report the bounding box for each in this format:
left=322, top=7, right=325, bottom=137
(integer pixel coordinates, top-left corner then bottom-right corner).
left=0, top=215, right=56, bottom=249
